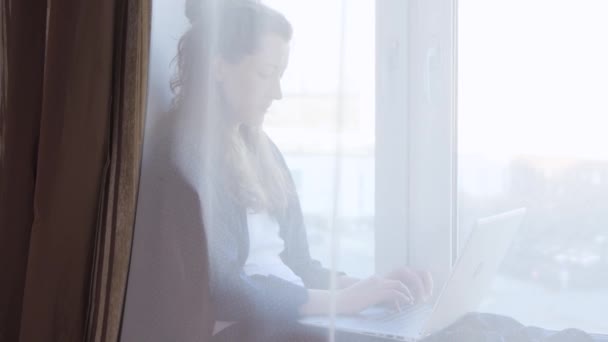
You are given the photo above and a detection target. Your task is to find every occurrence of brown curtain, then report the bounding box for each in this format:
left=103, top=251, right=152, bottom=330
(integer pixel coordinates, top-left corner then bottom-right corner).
left=85, top=1, right=151, bottom=341
left=0, top=0, right=150, bottom=341
left=0, top=1, right=48, bottom=341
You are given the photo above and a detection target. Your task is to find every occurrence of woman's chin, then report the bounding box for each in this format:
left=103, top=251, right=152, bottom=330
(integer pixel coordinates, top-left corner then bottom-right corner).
left=247, top=111, right=267, bottom=126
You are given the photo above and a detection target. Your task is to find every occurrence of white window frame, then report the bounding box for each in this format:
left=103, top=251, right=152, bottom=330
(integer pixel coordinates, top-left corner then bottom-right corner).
left=375, top=0, right=458, bottom=288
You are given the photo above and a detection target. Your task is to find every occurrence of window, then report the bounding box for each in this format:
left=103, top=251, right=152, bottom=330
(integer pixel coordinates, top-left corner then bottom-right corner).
left=261, top=0, right=459, bottom=288
left=264, top=0, right=608, bottom=333
left=459, top=0, right=608, bottom=333
left=263, top=0, right=458, bottom=287
left=262, top=0, right=376, bottom=278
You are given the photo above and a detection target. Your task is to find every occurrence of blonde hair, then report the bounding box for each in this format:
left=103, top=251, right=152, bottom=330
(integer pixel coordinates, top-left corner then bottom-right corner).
left=223, top=125, right=293, bottom=215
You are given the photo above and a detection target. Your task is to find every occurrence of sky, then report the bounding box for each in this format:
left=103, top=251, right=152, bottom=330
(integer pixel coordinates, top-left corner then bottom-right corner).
left=458, top=0, right=608, bottom=161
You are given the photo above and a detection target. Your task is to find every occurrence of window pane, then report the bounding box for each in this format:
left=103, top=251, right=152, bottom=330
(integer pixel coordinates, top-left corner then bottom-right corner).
left=262, top=0, right=376, bottom=278
left=458, top=0, right=608, bottom=333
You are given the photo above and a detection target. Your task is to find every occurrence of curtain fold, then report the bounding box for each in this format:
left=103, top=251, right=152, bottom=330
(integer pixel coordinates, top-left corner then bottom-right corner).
left=0, top=0, right=151, bottom=341
left=0, top=1, right=48, bottom=341
left=85, top=0, right=151, bottom=341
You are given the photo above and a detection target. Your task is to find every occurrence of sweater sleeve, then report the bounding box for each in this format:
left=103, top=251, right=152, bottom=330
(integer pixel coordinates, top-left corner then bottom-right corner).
left=205, top=197, right=309, bottom=322
left=278, top=188, right=346, bottom=290
left=264, top=136, right=346, bottom=290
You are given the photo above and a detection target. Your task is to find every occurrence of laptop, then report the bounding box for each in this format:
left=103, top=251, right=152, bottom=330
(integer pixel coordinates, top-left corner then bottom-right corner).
left=299, top=208, right=527, bottom=341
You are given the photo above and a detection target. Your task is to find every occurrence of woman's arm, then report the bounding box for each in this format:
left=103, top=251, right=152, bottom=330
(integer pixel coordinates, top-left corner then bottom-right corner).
left=299, top=289, right=333, bottom=316
left=205, top=195, right=309, bottom=322
left=265, top=136, right=345, bottom=289
left=336, top=274, right=360, bottom=289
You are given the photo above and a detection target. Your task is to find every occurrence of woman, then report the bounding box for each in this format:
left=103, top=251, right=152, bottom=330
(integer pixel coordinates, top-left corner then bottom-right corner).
left=170, top=1, right=601, bottom=341
left=171, top=0, right=430, bottom=340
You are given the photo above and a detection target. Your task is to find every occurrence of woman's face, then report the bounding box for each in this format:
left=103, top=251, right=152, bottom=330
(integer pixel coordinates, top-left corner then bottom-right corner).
left=215, top=33, right=290, bottom=126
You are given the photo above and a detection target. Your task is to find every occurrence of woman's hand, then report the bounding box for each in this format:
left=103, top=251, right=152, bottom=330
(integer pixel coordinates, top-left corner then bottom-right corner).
left=384, top=267, right=434, bottom=303
left=300, top=271, right=433, bottom=316
left=336, top=275, right=414, bottom=315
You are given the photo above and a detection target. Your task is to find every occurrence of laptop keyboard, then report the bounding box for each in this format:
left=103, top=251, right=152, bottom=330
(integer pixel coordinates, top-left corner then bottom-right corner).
left=366, top=303, right=434, bottom=336
left=377, top=304, right=433, bottom=323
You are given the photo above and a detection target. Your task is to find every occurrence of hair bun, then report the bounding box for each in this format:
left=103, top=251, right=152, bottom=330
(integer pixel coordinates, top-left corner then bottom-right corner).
left=186, top=0, right=264, bottom=24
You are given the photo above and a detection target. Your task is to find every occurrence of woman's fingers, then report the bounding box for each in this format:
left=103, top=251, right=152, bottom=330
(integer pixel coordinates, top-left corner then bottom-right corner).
left=389, top=289, right=412, bottom=307
left=398, top=268, right=427, bottom=302
left=382, top=279, right=414, bottom=304
left=340, top=273, right=432, bottom=315
left=417, top=270, right=434, bottom=298
left=378, top=288, right=412, bottom=308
